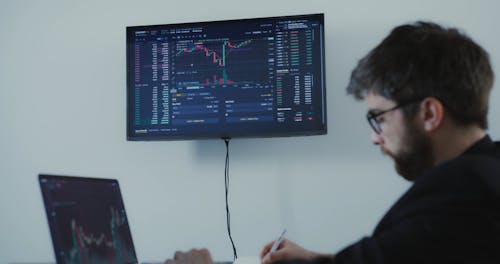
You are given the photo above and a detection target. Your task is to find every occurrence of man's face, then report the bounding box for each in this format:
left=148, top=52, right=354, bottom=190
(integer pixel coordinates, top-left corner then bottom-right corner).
left=365, top=92, right=434, bottom=181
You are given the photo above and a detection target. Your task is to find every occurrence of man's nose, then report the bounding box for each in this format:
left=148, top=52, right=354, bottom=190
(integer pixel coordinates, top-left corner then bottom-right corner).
left=371, top=131, right=384, bottom=145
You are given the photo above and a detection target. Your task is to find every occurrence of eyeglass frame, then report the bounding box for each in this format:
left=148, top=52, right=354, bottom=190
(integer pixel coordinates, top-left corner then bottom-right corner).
left=366, top=98, right=424, bottom=135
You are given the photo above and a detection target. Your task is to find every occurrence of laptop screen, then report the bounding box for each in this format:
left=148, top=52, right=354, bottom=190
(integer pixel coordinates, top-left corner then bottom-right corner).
left=39, top=174, right=138, bottom=264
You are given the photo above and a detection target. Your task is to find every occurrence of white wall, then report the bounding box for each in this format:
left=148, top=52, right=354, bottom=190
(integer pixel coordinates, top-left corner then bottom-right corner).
left=1, top=0, right=499, bottom=263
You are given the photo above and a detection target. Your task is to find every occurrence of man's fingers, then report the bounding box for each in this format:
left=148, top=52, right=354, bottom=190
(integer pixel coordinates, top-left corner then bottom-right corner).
left=174, top=250, right=191, bottom=264
left=199, top=248, right=212, bottom=263
left=263, top=251, right=281, bottom=264
left=270, top=249, right=287, bottom=262
left=174, top=251, right=186, bottom=260
left=190, top=248, right=209, bottom=264
left=164, top=259, right=176, bottom=264
left=260, top=241, right=275, bottom=259
left=167, top=249, right=213, bottom=264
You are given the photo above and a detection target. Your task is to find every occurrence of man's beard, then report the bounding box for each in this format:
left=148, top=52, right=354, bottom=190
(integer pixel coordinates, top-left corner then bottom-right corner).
left=381, top=120, right=434, bottom=181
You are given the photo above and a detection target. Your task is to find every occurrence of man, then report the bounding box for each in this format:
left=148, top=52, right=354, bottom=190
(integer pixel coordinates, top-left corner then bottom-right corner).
left=167, top=21, right=500, bottom=264
left=260, top=21, right=500, bottom=263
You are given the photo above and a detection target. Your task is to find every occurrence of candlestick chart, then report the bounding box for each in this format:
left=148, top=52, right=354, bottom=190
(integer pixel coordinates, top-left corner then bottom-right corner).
left=65, top=207, right=134, bottom=264
left=172, top=37, right=273, bottom=90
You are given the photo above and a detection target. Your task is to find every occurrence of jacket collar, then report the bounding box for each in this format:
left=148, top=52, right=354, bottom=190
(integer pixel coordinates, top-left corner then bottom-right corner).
left=462, top=134, right=496, bottom=156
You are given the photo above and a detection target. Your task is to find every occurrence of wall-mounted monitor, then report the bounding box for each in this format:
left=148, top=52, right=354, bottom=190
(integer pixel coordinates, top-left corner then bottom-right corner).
left=126, top=13, right=326, bottom=140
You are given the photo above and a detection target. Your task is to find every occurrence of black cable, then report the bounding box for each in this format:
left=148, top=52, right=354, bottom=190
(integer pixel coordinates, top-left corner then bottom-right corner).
left=223, top=137, right=237, bottom=261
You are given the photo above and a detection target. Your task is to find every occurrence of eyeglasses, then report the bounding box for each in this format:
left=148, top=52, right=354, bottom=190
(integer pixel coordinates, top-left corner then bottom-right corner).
left=366, top=99, right=422, bottom=134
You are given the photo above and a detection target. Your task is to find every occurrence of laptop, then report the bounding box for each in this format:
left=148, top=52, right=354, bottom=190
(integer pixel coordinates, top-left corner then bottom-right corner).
left=39, top=174, right=139, bottom=264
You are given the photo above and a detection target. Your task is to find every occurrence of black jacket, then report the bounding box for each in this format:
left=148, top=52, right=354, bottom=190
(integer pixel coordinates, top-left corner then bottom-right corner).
left=333, top=135, right=500, bottom=263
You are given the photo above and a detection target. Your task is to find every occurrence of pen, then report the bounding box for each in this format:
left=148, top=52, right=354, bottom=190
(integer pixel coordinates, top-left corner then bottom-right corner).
left=269, top=228, right=287, bottom=253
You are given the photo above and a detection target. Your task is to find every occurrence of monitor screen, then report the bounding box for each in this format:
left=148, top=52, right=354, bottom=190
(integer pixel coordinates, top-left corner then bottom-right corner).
left=127, top=13, right=327, bottom=140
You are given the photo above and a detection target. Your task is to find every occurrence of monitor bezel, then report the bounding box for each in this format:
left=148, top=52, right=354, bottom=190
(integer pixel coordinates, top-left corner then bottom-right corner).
left=126, top=13, right=327, bottom=141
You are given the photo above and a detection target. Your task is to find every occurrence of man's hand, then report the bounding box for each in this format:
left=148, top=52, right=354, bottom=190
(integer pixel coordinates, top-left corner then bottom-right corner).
left=164, top=248, right=214, bottom=264
left=259, top=239, right=321, bottom=264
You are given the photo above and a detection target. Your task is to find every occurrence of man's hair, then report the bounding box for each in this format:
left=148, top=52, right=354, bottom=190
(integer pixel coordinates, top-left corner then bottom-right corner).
left=346, top=21, right=494, bottom=128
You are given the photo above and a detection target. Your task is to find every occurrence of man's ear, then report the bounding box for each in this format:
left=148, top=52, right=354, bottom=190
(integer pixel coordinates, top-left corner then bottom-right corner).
left=420, top=97, right=444, bottom=132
